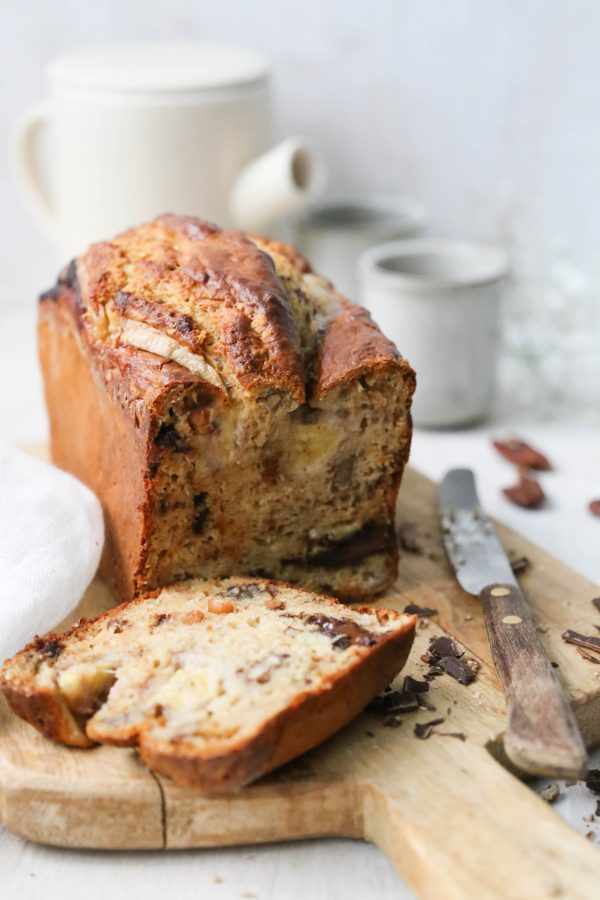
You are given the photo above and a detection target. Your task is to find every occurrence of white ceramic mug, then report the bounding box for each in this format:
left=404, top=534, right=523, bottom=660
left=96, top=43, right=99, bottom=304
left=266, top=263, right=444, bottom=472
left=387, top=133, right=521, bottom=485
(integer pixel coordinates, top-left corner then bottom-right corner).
left=12, top=42, right=323, bottom=262
left=292, top=196, right=428, bottom=300
left=358, top=240, right=509, bottom=427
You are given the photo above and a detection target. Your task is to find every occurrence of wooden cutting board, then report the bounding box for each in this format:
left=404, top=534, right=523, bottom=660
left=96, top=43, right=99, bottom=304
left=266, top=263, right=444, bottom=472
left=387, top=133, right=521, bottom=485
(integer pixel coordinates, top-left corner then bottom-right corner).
left=1, top=465, right=600, bottom=900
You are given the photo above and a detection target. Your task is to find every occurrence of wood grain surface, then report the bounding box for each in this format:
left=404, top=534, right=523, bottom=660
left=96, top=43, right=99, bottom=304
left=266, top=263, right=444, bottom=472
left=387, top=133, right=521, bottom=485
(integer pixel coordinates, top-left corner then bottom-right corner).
left=1, top=465, right=600, bottom=900
left=480, top=580, right=587, bottom=778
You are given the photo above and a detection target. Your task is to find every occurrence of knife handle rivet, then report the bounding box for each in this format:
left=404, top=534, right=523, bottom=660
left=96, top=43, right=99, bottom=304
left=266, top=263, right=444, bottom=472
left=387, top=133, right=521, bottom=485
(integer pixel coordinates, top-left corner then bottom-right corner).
left=502, top=615, right=522, bottom=624
left=490, top=586, right=510, bottom=597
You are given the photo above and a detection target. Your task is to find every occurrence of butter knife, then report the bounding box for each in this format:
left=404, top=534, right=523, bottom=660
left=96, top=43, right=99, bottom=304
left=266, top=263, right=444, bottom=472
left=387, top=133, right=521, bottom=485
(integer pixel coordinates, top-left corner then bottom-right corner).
left=439, top=468, right=587, bottom=779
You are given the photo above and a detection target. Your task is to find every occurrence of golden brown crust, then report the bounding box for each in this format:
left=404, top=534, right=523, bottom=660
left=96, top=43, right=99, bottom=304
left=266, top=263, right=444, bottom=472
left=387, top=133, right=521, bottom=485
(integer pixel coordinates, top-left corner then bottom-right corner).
left=54, top=214, right=415, bottom=405
left=314, top=299, right=415, bottom=400
left=75, top=214, right=307, bottom=402
left=1, top=682, right=94, bottom=748
left=250, top=234, right=313, bottom=274
left=39, top=294, right=161, bottom=600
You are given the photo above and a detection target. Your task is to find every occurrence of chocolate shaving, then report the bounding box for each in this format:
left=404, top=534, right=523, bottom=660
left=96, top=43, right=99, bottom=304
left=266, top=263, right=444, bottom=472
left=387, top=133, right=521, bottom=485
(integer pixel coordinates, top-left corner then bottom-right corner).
left=397, top=523, right=423, bottom=554
left=437, top=731, right=467, bottom=742
left=403, top=675, right=430, bottom=694
left=510, top=556, right=531, bottom=575
left=367, top=690, right=419, bottom=714
left=585, top=769, right=600, bottom=795
left=438, top=655, right=478, bottom=685
left=423, top=666, right=443, bottom=682
left=562, top=630, right=600, bottom=654
left=492, top=438, right=552, bottom=471
left=414, top=718, right=445, bottom=740
left=576, top=646, right=600, bottom=664
left=592, top=597, right=600, bottom=614
left=386, top=691, right=420, bottom=713
left=404, top=603, right=438, bottom=618
left=503, top=475, right=545, bottom=509
left=589, top=500, right=600, bottom=518
left=367, top=678, right=435, bottom=716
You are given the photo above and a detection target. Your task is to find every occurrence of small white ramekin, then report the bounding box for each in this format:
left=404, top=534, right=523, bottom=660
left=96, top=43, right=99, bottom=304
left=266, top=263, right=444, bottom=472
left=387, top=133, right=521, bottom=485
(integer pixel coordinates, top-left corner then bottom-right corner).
left=358, top=239, right=509, bottom=428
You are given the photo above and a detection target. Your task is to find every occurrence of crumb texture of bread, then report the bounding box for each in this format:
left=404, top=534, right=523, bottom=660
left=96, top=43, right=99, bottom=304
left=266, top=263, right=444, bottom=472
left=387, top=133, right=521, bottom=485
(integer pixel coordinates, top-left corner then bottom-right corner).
left=39, top=215, right=415, bottom=602
left=0, top=578, right=416, bottom=792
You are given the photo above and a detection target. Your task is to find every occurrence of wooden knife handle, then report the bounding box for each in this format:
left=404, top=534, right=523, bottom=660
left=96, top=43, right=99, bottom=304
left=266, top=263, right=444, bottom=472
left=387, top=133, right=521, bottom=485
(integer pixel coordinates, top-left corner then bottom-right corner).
left=480, top=582, right=587, bottom=779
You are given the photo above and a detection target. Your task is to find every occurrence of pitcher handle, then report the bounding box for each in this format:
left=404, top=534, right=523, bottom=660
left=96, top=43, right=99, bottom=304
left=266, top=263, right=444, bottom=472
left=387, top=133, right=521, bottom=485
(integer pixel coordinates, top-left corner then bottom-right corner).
left=11, top=101, right=58, bottom=240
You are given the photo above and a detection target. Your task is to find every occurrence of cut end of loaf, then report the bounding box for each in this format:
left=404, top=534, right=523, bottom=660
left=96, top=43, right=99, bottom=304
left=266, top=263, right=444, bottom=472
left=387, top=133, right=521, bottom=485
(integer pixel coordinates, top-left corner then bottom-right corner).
left=1, top=578, right=416, bottom=792
left=141, top=366, right=413, bottom=601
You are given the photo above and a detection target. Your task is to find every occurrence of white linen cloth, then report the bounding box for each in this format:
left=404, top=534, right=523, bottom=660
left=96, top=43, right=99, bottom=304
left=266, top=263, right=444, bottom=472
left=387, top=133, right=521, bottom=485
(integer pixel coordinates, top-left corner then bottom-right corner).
left=0, top=441, right=104, bottom=662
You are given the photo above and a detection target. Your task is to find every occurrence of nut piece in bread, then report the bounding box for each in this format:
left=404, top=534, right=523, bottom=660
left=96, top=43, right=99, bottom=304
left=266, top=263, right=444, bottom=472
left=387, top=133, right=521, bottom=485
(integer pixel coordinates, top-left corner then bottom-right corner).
left=0, top=578, right=416, bottom=793
left=38, top=215, right=415, bottom=602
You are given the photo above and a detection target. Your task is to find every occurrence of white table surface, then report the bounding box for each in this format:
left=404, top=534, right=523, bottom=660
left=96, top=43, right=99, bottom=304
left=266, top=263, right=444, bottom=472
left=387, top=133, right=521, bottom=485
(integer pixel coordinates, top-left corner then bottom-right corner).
left=1, top=308, right=599, bottom=900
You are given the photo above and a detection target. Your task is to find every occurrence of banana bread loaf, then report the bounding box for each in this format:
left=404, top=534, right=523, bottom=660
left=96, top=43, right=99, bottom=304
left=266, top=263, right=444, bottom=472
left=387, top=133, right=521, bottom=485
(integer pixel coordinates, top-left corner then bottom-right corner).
left=1, top=577, right=416, bottom=792
left=39, top=215, right=415, bottom=602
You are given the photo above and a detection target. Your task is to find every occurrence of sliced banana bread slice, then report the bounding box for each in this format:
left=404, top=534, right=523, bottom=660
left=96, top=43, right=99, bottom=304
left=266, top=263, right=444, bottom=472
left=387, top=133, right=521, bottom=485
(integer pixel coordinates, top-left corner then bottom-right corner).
left=1, top=577, right=415, bottom=792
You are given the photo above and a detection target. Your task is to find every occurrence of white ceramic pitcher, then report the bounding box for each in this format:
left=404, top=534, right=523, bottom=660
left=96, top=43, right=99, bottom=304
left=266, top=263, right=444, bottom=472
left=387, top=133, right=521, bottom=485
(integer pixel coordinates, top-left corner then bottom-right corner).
left=12, top=42, right=324, bottom=261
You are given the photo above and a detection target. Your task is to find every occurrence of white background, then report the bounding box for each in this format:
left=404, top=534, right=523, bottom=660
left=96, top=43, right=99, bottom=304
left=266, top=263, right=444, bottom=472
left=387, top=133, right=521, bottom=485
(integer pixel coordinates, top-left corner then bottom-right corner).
left=3, top=0, right=600, bottom=307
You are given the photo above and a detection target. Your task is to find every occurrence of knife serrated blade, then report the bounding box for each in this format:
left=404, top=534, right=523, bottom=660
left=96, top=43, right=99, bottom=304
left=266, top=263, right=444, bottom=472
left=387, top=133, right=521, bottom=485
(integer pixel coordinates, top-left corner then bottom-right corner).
left=438, top=468, right=517, bottom=594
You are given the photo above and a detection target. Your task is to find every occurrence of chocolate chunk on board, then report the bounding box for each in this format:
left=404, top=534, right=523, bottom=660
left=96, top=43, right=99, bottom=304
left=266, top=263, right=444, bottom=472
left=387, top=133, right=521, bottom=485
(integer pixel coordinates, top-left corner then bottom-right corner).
left=385, top=691, right=420, bottom=714
left=562, top=630, right=600, bottom=654
left=437, top=731, right=467, bottom=742
left=438, top=655, right=478, bottom=685
left=585, top=769, right=600, bottom=795
left=414, top=718, right=445, bottom=740
left=424, top=635, right=463, bottom=662
left=404, top=603, right=438, bottom=618
left=367, top=682, right=436, bottom=716
left=403, top=675, right=429, bottom=694
left=368, top=690, right=419, bottom=715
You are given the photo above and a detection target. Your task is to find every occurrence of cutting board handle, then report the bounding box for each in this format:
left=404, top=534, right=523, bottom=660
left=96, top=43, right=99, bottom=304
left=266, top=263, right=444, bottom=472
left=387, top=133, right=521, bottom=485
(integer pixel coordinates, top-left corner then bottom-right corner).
left=363, top=741, right=598, bottom=900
